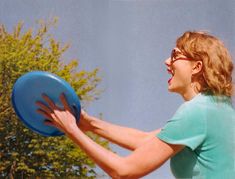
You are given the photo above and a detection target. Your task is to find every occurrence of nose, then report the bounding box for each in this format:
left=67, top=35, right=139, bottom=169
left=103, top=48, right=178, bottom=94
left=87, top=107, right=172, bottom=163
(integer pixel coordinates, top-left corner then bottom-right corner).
left=165, top=57, right=171, bottom=66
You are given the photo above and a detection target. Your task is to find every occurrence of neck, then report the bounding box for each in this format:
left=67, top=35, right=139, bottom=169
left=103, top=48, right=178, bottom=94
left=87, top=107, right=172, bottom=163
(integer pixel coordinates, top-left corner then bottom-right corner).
left=181, top=90, right=198, bottom=101
left=181, top=82, right=200, bottom=101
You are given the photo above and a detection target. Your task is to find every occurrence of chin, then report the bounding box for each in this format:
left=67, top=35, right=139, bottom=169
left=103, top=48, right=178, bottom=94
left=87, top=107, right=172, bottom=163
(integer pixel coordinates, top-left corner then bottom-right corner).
left=168, top=86, right=180, bottom=93
left=168, top=86, right=175, bottom=92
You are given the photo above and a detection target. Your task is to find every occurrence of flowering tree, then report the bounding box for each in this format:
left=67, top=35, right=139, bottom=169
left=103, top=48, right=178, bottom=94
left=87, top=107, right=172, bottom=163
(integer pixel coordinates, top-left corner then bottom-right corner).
left=0, top=19, right=108, bottom=178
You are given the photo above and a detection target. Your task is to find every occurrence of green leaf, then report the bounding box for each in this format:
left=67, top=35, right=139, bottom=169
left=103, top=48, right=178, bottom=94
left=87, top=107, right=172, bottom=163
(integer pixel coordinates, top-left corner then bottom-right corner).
left=0, top=18, right=109, bottom=178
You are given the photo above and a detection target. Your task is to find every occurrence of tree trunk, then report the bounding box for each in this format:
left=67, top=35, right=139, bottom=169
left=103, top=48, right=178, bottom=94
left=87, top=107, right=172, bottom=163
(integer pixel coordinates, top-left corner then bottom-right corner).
left=8, top=161, right=16, bottom=179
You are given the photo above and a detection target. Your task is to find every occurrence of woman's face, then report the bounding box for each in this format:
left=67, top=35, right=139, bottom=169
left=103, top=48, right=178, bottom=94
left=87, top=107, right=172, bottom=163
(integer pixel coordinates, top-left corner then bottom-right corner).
left=165, top=48, right=195, bottom=96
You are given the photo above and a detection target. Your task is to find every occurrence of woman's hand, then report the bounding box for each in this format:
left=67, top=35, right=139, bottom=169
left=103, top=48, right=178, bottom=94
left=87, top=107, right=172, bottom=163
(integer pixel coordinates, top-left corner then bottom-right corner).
left=78, top=110, right=95, bottom=132
left=35, top=93, right=78, bottom=135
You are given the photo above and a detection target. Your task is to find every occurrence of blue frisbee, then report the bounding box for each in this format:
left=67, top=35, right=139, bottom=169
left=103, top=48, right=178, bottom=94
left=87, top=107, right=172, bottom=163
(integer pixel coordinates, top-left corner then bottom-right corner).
left=12, top=71, right=81, bottom=136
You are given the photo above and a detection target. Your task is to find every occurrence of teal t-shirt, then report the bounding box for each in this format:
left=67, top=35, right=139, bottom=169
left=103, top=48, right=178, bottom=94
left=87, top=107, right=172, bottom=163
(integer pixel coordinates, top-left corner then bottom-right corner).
left=157, top=93, right=235, bottom=179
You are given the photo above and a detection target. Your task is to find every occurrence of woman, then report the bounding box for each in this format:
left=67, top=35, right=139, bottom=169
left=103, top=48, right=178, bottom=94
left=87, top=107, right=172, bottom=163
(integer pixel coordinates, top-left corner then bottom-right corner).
left=36, top=31, right=235, bottom=179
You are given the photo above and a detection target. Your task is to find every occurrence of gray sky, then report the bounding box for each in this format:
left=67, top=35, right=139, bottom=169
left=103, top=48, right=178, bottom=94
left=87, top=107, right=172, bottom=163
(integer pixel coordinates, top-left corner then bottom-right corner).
left=1, top=0, right=235, bottom=178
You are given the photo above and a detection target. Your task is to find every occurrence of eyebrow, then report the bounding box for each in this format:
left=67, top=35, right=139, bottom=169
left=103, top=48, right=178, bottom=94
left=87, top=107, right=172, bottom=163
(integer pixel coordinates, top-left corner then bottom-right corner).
left=172, top=50, right=183, bottom=59
left=174, top=51, right=182, bottom=57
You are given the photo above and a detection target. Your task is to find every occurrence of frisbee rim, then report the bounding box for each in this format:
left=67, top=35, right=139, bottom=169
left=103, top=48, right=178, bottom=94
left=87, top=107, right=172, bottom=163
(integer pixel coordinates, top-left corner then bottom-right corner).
left=11, top=71, right=81, bottom=137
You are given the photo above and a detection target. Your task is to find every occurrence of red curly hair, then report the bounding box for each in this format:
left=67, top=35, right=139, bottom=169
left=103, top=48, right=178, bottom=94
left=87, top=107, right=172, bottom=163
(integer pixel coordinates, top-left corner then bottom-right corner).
left=176, top=31, right=234, bottom=97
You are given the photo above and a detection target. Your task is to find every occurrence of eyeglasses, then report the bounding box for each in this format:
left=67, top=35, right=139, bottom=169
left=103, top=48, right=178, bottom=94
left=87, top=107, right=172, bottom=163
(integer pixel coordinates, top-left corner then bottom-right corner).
left=170, top=49, right=192, bottom=65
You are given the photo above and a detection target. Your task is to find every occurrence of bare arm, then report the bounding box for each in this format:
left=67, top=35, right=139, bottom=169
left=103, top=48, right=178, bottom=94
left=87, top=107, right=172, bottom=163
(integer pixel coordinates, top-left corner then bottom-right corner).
left=36, top=94, right=182, bottom=178
left=67, top=126, right=183, bottom=179
left=82, top=114, right=161, bottom=150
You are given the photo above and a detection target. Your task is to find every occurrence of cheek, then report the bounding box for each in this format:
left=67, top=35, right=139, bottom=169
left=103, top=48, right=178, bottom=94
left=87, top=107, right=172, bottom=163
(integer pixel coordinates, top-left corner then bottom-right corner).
left=174, top=66, right=192, bottom=83
left=178, top=72, right=192, bottom=83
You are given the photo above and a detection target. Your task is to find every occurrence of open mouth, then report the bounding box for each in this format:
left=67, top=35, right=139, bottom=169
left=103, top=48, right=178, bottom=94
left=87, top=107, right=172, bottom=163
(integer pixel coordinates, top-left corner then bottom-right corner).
left=167, top=68, right=174, bottom=84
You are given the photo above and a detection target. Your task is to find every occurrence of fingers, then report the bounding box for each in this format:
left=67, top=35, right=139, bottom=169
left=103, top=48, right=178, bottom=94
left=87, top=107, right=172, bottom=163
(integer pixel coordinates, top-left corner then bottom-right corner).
left=44, top=119, right=63, bottom=133
left=35, top=100, right=56, bottom=120
left=41, top=93, right=71, bottom=112
left=35, top=93, right=75, bottom=122
left=36, top=108, right=52, bottom=120
left=35, top=98, right=59, bottom=122
left=44, top=119, right=55, bottom=127
left=71, top=104, right=80, bottom=120
left=36, top=109, right=57, bottom=127
left=81, top=109, right=88, bottom=118
left=35, top=101, right=53, bottom=114
left=41, top=93, right=57, bottom=109
left=59, top=93, right=72, bottom=113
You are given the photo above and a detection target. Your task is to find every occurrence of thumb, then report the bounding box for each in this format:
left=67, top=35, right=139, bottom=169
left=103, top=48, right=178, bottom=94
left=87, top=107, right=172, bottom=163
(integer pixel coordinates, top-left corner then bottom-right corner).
left=44, top=119, right=55, bottom=127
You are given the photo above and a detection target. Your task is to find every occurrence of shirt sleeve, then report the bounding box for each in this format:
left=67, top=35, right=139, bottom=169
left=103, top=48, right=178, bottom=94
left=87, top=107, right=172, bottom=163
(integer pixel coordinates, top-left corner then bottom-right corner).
left=156, top=102, right=206, bottom=150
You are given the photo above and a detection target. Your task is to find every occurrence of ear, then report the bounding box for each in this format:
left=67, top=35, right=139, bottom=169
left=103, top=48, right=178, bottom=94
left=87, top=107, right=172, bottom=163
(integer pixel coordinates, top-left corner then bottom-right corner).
left=192, top=61, right=203, bottom=75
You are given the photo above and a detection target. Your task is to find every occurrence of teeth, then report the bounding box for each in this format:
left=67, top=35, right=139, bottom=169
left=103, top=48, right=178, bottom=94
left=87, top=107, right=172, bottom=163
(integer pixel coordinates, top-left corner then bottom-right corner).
left=167, top=69, right=174, bottom=76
